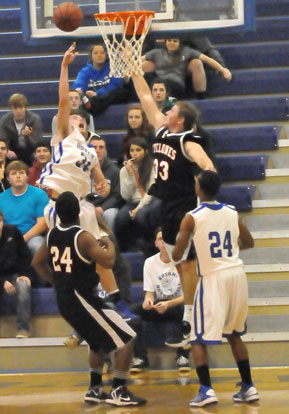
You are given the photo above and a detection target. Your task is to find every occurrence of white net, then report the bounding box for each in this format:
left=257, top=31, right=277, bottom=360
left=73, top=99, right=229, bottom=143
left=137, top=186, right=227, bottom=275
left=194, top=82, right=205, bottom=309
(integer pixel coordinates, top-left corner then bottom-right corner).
left=94, top=12, right=154, bottom=78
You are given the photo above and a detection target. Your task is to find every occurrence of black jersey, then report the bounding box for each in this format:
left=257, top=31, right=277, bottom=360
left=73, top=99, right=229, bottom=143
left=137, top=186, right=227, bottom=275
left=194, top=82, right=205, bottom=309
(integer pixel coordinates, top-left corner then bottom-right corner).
left=148, top=126, right=206, bottom=199
left=47, top=225, right=99, bottom=297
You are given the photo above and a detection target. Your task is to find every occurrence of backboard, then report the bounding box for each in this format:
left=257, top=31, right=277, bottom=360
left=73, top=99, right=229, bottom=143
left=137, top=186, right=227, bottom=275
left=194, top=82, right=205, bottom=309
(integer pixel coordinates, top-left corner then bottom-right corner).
left=22, top=0, right=255, bottom=43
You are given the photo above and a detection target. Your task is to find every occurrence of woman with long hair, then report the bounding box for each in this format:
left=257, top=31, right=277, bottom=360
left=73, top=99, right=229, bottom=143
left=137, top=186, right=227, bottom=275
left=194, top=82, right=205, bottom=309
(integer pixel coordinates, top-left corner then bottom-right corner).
left=120, top=104, right=155, bottom=163
left=115, top=137, right=161, bottom=253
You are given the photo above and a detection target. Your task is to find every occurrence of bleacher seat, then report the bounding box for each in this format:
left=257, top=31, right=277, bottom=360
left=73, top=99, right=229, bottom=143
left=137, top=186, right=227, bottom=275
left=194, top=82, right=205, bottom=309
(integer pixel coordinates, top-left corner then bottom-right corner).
left=256, top=0, right=289, bottom=17
left=216, top=154, right=269, bottom=181
left=211, top=125, right=280, bottom=152
left=213, top=16, right=289, bottom=44
left=217, top=184, right=256, bottom=211
left=123, top=252, right=145, bottom=281
left=218, top=42, right=289, bottom=69
left=208, top=68, right=289, bottom=97
left=0, top=8, right=21, bottom=31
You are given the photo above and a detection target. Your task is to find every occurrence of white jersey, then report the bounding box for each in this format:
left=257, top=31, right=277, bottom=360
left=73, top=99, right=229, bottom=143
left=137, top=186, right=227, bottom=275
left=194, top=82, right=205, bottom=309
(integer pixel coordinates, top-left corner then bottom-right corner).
left=143, top=252, right=183, bottom=301
left=38, top=126, right=98, bottom=199
left=189, top=201, right=243, bottom=276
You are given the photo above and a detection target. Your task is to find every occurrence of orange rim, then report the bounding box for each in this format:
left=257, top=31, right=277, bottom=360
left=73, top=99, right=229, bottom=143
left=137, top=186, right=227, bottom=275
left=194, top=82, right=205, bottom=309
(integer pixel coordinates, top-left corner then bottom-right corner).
left=94, top=10, right=155, bottom=36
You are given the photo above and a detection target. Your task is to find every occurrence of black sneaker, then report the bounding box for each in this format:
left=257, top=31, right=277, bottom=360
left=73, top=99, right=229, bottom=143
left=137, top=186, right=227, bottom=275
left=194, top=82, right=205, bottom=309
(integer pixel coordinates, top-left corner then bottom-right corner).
left=165, top=321, right=191, bottom=348
left=85, top=386, right=108, bottom=404
left=130, top=357, right=149, bottom=374
left=176, top=356, right=191, bottom=373
left=106, top=385, right=147, bottom=406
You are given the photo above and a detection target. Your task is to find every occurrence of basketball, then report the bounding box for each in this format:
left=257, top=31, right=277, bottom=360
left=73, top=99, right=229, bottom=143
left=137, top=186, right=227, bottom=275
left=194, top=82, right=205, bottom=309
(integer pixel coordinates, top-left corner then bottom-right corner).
left=53, top=2, right=83, bottom=32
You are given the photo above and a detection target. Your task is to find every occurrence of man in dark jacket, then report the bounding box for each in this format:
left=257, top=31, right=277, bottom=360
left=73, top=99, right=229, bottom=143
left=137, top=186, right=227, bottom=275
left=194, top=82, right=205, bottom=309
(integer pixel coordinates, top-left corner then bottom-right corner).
left=0, top=210, right=32, bottom=338
left=87, top=135, right=123, bottom=232
left=0, top=93, right=43, bottom=166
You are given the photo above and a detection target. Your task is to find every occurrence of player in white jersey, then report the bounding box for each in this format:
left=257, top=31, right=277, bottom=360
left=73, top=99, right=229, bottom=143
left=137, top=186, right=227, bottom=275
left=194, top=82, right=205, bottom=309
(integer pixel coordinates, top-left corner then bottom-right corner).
left=39, top=43, right=123, bottom=301
left=172, top=170, right=259, bottom=408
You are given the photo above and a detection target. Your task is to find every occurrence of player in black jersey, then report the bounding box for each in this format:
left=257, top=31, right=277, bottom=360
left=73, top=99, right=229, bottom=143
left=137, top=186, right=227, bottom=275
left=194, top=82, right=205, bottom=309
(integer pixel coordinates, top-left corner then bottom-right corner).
left=131, top=71, right=215, bottom=347
left=32, top=192, right=146, bottom=407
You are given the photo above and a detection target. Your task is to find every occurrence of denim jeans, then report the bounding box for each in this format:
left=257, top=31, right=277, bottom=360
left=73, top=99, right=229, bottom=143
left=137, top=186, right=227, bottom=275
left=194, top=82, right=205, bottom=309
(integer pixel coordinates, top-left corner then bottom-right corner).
left=9, top=274, right=31, bottom=331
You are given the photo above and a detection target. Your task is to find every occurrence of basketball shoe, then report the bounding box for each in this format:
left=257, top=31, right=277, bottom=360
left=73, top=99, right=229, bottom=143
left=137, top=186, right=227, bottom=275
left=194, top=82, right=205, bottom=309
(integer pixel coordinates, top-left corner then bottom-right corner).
left=106, top=385, right=147, bottom=406
left=165, top=320, right=191, bottom=348
left=85, top=386, right=108, bottom=404
left=233, top=382, right=259, bottom=403
left=189, top=385, right=218, bottom=408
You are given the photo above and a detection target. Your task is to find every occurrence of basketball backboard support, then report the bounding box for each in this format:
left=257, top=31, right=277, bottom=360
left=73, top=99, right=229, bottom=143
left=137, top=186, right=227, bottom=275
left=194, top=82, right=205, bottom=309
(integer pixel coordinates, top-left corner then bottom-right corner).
left=22, top=0, right=255, bottom=44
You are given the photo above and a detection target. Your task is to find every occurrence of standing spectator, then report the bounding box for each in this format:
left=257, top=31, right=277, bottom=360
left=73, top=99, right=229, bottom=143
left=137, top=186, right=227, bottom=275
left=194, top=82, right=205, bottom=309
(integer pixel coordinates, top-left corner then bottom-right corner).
left=0, top=161, right=49, bottom=260
left=73, top=43, right=129, bottom=116
left=0, top=210, right=32, bottom=338
left=51, top=90, right=95, bottom=135
left=142, top=38, right=231, bottom=99
left=0, top=94, right=43, bottom=165
left=0, top=139, right=10, bottom=193
left=120, top=104, right=155, bottom=163
left=28, top=141, right=52, bottom=189
left=130, top=229, right=190, bottom=374
left=115, top=137, right=160, bottom=252
left=87, top=136, right=123, bottom=232
left=151, top=78, right=177, bottom=114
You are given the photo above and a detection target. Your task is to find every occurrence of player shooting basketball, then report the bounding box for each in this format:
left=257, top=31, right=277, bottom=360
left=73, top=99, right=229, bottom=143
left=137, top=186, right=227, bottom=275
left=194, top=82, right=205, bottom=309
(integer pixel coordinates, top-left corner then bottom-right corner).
left=39, top=43, right=124, bottom=306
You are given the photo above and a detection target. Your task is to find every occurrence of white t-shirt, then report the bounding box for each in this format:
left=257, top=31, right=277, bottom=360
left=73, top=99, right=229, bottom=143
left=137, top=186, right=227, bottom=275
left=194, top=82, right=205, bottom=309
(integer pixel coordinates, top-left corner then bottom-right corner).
left=189, top=201, right=244, bottom=276
left=38, top=126, right=98, bottom=199
left=143, top=252, right=183, bottom=301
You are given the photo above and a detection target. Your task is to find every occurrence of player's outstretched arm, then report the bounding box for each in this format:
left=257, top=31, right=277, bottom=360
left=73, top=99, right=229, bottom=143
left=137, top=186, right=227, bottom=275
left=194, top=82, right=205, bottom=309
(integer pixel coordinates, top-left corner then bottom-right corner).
left=78, top=231, right=115, bottom=269
left=131, top=72, right=166, bottom=131
left=55, top=43, right=78, bottom=144
left=238, top=219, right=254, bottom=250
left=32, top=241, right=54, bottom=285
left=184, top=141, right=215, bottom=171
left=172, top=214, right=195, bottom=262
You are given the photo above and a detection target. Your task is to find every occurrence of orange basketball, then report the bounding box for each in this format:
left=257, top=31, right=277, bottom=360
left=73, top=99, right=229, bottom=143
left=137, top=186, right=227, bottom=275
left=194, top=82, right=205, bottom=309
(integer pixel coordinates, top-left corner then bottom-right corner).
left=53, top=2, right=83, bottom=32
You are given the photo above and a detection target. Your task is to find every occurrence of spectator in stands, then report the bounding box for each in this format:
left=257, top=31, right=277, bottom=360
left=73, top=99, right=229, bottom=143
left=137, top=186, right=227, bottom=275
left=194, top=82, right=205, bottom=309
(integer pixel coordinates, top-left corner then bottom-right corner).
left=0, top=209, right=32, bottom=338
left=130, top=229, right=190, bottom=373
left=158, top=0, right=227, bottom=69
left=120, top=104, right=155, bottom=164
left=28, top=141, right=52, bottom=192
left=51, top=90, right=95, bottom=135
left=0, top=93, right=43, bottom=165
left=0, top=139, right=10, bottom=192
left=86, top=136, right=123, bottom=232
left=73, top=43, right=129, bottom=116
left=142, top=38, right=232, bottom=99
left=0, top=161, right=49, bottom=262
left=151, top=78, right=177, bottom=114
left=115, top=137, right=160, bottom=253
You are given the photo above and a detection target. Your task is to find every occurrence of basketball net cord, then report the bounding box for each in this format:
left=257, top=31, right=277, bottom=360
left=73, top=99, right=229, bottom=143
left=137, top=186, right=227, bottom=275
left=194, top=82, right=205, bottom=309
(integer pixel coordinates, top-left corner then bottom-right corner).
left=95, top=14, right=154, bottom=78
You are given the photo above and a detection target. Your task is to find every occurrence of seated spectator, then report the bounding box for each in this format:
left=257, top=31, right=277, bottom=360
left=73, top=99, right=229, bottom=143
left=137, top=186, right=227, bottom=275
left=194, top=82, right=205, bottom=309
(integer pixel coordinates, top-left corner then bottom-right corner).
left=130, top=229, right=190, bottom=373
left=0, top=161, right=49, bottom=284
left=120, top=104, right=155, bottom=164
left=0, top=139, right=10, bottom=192
left=142, top=38, right=232, bottom=99
left=0, top=93, right=43, bottom=165
left=86, top=135, right=123, bottom=232
left=51, top=90, right=95, bottom=135
left=28, top=140, right=52, bottom=190
left=158, top=0, right=227, bottom=68
left=0, top=209, right=32, bottom=338
left=151, top=78, right=177, bottom=114
left=115, top=137, right=160, bottom=253
left=73, top=43, right=129, bottom=116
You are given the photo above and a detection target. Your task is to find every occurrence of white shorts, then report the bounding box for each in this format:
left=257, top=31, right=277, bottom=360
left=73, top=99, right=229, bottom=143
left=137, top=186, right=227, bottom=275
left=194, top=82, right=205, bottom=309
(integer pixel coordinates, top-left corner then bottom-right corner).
left=44, top=198, right=106, bottom=239
left=191, top=266, right=248, bottom=344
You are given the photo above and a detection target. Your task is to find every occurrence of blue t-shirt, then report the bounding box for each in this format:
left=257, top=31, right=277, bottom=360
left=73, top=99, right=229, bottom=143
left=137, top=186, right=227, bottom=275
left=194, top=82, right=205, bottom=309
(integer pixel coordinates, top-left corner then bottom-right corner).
left=0, top=185, right=49, bottom=235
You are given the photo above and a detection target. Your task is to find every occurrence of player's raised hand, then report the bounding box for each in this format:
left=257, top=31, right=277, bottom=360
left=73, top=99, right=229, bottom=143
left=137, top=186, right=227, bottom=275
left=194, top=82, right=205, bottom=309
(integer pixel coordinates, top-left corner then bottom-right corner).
left=62, top=42, right=78, bottom=66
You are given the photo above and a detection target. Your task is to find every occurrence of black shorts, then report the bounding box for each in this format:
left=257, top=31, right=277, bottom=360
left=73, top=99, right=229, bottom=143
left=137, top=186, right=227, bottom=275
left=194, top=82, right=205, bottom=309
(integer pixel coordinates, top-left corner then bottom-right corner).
left=57, top=290, right=136, bottom=354
left=161, top=195, right=197, bottom=259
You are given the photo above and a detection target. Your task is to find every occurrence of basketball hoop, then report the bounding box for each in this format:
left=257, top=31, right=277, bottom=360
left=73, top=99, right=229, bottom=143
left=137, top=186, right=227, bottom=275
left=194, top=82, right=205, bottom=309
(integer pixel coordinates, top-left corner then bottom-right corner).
left=94, top=11, right=155, bottom=78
